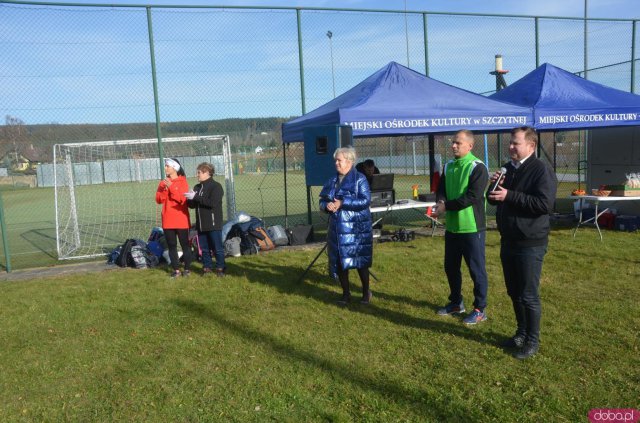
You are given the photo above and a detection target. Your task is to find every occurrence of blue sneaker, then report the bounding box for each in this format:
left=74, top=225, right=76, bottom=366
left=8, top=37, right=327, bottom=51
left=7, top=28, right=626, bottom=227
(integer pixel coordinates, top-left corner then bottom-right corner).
left=463, top=308, right=487, bottom=325
left=436, top=302, right=466, bottom=316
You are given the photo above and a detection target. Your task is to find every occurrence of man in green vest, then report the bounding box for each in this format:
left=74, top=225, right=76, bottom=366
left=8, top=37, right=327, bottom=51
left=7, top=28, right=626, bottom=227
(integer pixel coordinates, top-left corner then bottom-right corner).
left=432, top=130, right=489, bottom=325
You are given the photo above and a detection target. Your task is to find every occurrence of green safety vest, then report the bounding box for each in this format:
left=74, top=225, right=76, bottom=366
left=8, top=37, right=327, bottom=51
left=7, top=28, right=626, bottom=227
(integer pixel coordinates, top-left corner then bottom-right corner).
left=444, top=153, right=484, bottom=233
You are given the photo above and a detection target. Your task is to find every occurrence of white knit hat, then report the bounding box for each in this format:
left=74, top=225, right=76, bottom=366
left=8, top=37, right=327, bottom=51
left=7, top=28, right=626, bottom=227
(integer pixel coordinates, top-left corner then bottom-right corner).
left=164, top=158, right=181, bottom=171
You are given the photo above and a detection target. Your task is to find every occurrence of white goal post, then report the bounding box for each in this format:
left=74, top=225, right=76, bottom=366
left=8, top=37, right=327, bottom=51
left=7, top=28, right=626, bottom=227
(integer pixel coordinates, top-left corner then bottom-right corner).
left=53, top=135, right=236, bottom=260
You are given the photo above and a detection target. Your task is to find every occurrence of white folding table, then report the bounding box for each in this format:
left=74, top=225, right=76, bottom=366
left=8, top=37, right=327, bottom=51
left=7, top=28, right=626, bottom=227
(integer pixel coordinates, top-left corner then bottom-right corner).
left=570, top=195, right=640, bottom=241
left=370, top=199, right=440, bottom=235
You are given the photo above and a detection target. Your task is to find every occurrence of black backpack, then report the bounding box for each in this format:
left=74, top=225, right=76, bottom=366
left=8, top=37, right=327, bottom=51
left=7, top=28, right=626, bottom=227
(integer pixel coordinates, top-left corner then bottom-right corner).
left=226, top=216, right=265, bottom=255
left=115, top=239, right=136, bottom=267
left=228, top=226, right=259, bottom=255
left=112, top=238, right=158, bottom=268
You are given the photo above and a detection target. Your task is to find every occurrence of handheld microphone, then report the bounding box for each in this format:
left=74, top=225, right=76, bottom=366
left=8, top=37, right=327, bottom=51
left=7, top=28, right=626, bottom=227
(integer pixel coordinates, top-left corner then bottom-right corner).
left=489, top=167, right=507, bottom=192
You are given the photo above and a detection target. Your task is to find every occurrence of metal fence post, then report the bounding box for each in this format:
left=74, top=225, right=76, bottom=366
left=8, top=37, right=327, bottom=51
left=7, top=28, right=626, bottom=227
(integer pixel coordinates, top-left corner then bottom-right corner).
left=423, top=13, right=429, bottom=76
left=553, top=131, right=557, bottom=173
left=632, top=20, right=636, bottom=93
left=428, top=134, right=435, bottom=190
left=296, top=9, right=306, bottom=115
left=146, top=7, right=165, bottom=175
left=535, top=17, right=540, bottom=68
left=388, top=138, right=394, bottom=174
left=283, top=143, right=289, bottom=228
left=483, top=134, right=489, bottom=169
left=0, top=192, right=11, bottom=272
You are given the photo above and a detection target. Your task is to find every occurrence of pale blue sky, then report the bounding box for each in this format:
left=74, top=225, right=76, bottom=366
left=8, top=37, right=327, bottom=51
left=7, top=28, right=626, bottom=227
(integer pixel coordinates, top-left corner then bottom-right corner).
left=58, top=0, right=640, bottom=19
left=3, top=0, right=640, bottom=124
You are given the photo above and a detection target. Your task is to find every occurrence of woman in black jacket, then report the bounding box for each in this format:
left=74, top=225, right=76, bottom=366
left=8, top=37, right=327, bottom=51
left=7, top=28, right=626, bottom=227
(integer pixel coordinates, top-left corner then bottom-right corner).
left=186, top=162, right=226, bottom=277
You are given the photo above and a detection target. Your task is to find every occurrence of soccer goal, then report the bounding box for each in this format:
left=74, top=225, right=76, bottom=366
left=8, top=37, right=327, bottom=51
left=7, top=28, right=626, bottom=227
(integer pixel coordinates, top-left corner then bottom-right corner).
left=53, top=135, right=236, bottom=260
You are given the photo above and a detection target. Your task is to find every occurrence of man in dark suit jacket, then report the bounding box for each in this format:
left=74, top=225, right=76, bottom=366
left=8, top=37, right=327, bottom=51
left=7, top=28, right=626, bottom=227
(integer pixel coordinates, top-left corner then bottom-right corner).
left=487, top=126, right=557, bottom=360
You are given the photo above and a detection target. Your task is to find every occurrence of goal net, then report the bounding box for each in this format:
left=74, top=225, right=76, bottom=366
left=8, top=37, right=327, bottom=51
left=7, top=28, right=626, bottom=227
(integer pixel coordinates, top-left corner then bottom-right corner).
left=53, top=135, right=236, bottom=260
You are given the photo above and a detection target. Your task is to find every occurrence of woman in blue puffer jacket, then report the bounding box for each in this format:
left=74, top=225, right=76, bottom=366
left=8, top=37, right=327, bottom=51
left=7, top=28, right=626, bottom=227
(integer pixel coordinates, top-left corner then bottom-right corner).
left=319, top=147, right=373, bottom=305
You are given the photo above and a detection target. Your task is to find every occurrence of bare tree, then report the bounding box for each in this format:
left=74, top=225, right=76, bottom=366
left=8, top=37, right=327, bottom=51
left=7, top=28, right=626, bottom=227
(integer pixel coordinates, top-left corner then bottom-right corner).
left=4, top=115, right=27, bottom=170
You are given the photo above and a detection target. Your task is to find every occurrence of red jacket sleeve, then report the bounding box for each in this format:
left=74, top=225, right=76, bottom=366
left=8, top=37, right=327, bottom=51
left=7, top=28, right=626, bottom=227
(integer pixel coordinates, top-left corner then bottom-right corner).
left=156, top=181, right=168, bottom=204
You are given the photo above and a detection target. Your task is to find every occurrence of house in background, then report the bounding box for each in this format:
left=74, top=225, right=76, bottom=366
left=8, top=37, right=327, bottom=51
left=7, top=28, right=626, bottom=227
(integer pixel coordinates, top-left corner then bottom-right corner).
left=0, top=144, right=46, bottom=174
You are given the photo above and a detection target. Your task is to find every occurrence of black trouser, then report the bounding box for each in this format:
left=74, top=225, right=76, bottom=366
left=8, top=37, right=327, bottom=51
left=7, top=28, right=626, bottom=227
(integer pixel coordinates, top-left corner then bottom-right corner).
left=337, top=264, right=370, bottom=298
left=500, top=241, right=548, bottom=345
left=164, top=228, right=192, bottom=271
left=444, top=231, right=488, bottom=311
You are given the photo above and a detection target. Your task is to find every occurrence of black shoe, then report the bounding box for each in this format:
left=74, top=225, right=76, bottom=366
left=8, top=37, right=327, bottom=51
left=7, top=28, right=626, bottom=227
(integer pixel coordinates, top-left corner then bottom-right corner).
left=337, top=294, right=351, bottom=305
left=501, top=334, right=526, bottom=349
left=360, top=291, right=372, bottom=305
left=182, top=269, right=191, bottom=277
left=514, top=342, right=539, bottom=360
left=215, top=268, right=225, bottom=277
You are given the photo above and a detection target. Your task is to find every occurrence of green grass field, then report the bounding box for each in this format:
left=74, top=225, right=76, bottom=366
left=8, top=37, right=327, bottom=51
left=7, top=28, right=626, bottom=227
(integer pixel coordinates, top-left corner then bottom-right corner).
left=0, top=228, right=637, bottom=421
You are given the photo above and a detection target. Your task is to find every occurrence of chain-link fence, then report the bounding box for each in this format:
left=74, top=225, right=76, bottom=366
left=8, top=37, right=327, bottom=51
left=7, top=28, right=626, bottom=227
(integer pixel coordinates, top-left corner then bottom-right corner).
left=0, top=2, right=635, bottom=269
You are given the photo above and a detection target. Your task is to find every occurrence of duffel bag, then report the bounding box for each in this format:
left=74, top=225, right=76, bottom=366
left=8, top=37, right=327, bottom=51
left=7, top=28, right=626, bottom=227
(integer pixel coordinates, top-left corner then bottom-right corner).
left=286, top=224, right=314, bottom=246
left=267, top=225, right=289, bottom=246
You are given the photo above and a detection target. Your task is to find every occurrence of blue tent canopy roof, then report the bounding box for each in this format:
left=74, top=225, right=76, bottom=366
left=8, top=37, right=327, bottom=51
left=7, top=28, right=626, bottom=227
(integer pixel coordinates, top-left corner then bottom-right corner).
left=490, top=63, right=640, bottom=130
left=282, top=61, right=533, bottom=143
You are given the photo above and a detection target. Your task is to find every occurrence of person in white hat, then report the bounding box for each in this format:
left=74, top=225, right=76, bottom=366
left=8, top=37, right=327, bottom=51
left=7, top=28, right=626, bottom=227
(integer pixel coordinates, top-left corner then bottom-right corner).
left=155, top=157, right=192, bottom=277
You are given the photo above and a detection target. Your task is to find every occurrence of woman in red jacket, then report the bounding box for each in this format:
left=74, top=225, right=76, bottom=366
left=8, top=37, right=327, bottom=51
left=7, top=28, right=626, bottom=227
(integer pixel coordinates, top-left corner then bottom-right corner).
left=156, top=158, right=192, bottom=277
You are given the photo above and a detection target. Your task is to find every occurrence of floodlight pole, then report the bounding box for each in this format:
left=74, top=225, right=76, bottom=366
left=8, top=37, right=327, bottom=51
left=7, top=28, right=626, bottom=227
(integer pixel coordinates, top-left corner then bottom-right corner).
left=327, top=30, right=336, bottom=98
left=584, top=0, right=588, bottom=80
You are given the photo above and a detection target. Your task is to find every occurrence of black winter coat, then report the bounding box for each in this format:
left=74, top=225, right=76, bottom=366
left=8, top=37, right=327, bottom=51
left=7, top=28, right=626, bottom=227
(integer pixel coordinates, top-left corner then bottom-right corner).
left=187, top=178, right=224, bottom=231
left=487, top=157, right=557, bottom=247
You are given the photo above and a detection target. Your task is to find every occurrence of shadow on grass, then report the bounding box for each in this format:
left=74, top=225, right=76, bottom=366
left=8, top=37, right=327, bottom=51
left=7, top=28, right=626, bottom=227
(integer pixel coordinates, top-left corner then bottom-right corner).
left=20, top=227, right=58, bottom=259
left=226, top=259, right=505, bottom=347
left=173, top=298, right=465, bottom=421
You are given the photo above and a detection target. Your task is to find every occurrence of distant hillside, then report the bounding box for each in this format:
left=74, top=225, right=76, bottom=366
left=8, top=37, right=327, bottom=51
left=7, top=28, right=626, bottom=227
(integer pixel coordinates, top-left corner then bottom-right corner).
left=1, top=117, right=294, bottom=162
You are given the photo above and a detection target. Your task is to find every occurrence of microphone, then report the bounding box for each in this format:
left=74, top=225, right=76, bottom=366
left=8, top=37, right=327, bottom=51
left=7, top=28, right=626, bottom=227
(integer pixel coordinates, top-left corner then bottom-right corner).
left=489, top=167, right=507, bottom=192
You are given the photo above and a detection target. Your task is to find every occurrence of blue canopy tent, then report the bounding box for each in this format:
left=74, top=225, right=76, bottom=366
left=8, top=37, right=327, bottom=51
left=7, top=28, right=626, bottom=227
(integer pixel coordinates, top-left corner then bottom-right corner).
left=490, top=63, right=640, bottom=130
left=490, top=63, right=640, bottom=189
left=282, top=61, right=533, bottom=142
left=281, top=61, right=533, bottom=225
